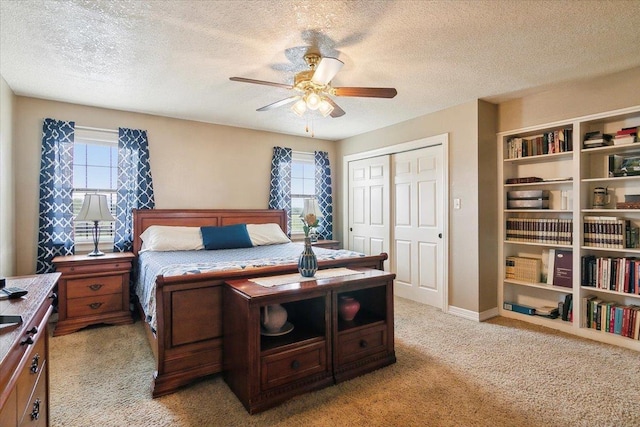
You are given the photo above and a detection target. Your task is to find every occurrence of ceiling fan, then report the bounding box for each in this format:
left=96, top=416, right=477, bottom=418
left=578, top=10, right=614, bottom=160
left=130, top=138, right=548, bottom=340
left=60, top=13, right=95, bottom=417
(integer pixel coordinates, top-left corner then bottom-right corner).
left=229, top=52, right=397, bottom=118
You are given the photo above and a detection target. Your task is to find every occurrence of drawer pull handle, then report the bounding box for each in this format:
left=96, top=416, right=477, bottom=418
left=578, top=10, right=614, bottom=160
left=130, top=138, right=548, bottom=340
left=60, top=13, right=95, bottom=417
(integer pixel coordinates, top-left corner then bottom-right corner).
left=26, top=326, right=38, bottom=335
left=89, top=302, right=103, bottom=310
left=31, top=354, right=40, bottom=374
left=89, top=284, right=103, bottom=291
left=291, top=360, right=301, bottom=370
left=21, top=337, right=34, bottom=346
left=30, top=398, right=40, bottom=420
left=359, top=339, right=368, bottom=348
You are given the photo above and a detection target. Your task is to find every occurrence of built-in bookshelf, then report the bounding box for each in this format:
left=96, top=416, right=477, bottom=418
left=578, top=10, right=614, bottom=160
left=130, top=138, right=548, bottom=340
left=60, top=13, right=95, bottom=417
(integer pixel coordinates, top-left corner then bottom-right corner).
left=498, top=106, right=640, bottom=351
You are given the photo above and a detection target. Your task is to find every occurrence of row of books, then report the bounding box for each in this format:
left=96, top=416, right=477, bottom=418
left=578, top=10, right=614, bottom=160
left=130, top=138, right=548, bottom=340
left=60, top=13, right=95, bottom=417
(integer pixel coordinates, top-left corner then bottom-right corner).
left=506, top=128, right=573, bottom=159
left=505, top=256, right=541, bottom=283
left=506, top=218, right=573, bottom=245
left=583, top=216, right=635, bottom=249
left=580, top=256, right=640, bottom=294
left=582, top=296, right=640, bottom=340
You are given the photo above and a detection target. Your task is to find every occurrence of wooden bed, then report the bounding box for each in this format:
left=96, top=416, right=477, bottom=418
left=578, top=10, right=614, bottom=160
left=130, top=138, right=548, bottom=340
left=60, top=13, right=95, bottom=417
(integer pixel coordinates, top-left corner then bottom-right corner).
left=131, top=208, right=388, bottom=397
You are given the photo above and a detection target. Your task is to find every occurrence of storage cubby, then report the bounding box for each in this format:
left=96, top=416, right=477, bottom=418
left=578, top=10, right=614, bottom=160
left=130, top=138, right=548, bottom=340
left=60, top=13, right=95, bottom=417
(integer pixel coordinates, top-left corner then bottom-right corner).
left=223, top=268, right=396, bottom=413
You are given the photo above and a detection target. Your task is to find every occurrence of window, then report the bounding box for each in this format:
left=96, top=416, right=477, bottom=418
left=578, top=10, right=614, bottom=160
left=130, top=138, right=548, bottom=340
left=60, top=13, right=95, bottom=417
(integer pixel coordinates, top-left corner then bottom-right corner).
left=72, top=129, right=118, bottom=248
left=290, top=152, right=316, bottom=235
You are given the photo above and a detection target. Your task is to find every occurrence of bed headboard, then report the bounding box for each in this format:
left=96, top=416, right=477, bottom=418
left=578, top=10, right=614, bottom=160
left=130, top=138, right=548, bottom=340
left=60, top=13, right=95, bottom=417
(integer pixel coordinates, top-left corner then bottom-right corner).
left=132, top=209, right=288, bottom=255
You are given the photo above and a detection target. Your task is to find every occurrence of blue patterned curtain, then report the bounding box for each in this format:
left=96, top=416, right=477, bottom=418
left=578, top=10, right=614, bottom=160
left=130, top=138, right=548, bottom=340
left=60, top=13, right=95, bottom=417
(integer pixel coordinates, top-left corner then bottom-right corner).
left=268, top=146, right=292, bottom=235
left=36, top=118, right=75, bottom=273
left=114, top=128, right=155, bottom=252
left=314, top=151, right=333, bottom=239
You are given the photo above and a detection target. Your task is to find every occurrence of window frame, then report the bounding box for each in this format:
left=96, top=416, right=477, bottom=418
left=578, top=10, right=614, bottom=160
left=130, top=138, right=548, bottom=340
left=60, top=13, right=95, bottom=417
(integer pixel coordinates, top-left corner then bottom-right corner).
left=72, top=129, right=118, bottom=252
left=290, top=151, right=316, bottom=238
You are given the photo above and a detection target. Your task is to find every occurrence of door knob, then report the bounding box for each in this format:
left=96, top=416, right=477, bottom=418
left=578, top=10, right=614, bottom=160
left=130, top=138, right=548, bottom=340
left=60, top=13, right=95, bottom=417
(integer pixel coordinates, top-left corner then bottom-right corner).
left=438, top=233, right=442, bottom=238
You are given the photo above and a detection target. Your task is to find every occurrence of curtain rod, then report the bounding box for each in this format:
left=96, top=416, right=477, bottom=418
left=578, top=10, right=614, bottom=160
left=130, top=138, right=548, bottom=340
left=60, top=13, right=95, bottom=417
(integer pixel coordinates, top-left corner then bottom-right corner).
left=75, top=125, right=118, bottom=134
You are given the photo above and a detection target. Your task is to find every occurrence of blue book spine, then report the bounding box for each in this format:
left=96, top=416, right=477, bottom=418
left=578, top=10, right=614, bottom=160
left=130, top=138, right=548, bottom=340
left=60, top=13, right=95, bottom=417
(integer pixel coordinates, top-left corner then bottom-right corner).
left=614, top=307, right=624, bottom=334
left=503, top=302, right=536, bottom=315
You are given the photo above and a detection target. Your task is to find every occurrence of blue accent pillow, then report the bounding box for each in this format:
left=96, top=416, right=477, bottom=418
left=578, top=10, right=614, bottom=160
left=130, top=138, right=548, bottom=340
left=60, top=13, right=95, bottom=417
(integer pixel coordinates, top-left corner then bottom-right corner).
left=201, top=224, right=253, bottom=250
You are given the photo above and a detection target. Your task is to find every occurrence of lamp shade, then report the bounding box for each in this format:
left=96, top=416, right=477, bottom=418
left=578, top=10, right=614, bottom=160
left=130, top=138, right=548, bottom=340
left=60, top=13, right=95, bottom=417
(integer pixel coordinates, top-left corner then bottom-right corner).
left=302, top=198, right=322, bottom=219
left=75, top=194, right=115, bottom=222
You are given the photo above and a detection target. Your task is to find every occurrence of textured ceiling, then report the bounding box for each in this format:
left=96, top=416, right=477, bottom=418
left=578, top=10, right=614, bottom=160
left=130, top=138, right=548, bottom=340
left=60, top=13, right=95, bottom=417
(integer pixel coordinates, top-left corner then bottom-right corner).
left=1, top=0, right=639, bottom=141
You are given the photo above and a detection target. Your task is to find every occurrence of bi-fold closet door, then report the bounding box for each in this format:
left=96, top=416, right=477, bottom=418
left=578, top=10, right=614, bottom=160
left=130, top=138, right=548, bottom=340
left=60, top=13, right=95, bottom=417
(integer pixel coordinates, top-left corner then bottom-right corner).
left=347, top=144, right=445, bottom=308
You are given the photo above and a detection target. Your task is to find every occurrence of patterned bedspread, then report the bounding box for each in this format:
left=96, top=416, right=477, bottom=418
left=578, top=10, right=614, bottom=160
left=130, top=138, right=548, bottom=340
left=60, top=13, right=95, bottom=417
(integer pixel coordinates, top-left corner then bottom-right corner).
left=135, top=242, right=364, bottom=332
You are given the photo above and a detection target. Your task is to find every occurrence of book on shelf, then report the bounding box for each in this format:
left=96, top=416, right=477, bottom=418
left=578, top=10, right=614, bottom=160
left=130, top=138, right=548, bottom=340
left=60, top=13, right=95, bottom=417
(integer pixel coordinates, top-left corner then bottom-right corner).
left=581, top=256, right=640, bottom=293
left=503, top=302, right=536, bottom=315
left=535, top=305, right=559, bottom=318
left=561, top=294, right=573, bottom=321
left=546, top=248, right=556, bottom=285
left=505, top=177, right=543, bottom=184
left=505, top=256, right=541, bottom=283
left=613, top=135, right=636, bottom=146
left=615, top=126, right=639, bottom=137
left=552, top=249, right=572, bottom=288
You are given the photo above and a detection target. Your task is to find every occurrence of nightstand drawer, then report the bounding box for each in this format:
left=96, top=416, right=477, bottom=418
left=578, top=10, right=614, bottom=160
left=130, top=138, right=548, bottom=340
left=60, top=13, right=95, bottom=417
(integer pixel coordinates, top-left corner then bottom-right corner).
left=336, top=324, right=387, bottom=365
left=68, top=293, right=123, bottom=317
left=261, top=341, right=327, bottom=391
left=67, top=275, right=122, bottom=299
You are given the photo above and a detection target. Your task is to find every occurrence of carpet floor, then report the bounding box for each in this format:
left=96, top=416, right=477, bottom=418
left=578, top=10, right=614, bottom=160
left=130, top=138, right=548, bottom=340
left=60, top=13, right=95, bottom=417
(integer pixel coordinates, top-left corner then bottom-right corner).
left=49, top=297, right=640, bottom=426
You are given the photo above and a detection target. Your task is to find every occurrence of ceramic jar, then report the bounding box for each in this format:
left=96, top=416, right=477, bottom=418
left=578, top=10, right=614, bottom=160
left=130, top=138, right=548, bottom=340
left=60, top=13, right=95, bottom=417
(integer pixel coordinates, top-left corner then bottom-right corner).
left=261, top=304, right=287, bottom=333
left=338, top=296, right=360, bottom=321
left=298, top=237, right=318, bottom=277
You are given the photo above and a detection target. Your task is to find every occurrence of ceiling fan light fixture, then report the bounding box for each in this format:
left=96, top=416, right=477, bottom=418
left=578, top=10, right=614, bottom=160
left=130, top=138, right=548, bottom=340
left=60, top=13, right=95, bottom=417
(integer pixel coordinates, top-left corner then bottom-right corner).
left=291, top=99, right=307, bottom=116
left=305, top=92, right=322, bottom=110
left=318, top=99, right=334, bottom=117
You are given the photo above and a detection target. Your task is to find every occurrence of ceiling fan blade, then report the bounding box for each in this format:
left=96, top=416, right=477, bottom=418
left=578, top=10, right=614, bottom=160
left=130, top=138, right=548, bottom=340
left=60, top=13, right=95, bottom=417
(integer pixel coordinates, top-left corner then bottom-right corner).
left=333, top=87, right=397, bottom=98
left=229, top=77, right=292, bottom=90
left=312, top=57, right=344, bottom=85
left=256, top=96, right=300, bottom=112
left=325, top=98, right=345, bottom=118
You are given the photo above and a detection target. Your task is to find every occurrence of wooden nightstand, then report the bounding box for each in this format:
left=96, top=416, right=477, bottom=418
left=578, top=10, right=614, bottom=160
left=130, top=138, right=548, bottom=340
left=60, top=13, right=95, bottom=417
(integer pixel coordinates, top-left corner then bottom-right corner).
left=311, top=240, right=340, bottom=249
left=52, top=252, right=134, bottom=336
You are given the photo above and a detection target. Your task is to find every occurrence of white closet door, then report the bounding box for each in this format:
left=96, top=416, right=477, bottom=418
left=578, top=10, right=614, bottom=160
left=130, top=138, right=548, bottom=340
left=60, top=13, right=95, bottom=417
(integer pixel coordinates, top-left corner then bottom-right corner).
left=393, top=145, right=445, bottom=308
left=348, top=155, right=390, bottom=270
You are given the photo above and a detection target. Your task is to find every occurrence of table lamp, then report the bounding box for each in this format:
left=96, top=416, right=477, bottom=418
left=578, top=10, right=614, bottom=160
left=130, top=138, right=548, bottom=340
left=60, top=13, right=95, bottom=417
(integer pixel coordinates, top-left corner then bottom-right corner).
left=75, top=193, right=115, bottom=256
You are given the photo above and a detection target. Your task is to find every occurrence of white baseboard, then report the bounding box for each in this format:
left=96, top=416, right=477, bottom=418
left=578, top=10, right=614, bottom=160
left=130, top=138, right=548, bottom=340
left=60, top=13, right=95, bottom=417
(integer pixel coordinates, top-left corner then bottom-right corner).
left=447, top=305, right=499, bottom=322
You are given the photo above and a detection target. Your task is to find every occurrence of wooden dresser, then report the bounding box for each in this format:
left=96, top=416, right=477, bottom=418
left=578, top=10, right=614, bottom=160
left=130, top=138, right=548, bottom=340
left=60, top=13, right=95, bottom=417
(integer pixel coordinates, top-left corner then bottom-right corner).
left=223, top=268, right=396, bottom=413
left=52, top=253, right=134, bottom=336
left=0, top=273, right=59, bottom=427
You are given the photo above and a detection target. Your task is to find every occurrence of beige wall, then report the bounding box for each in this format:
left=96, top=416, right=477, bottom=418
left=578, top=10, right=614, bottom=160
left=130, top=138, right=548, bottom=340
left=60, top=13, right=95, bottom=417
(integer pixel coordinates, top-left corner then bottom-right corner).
left=499, top=67, right=640, bottom=132
left=477, top=100, right=498, bottom=312
left=13, top=97, right=335, bottom=275
left=336, top=100, right=485, bottom=313
left=0, top=76, right=16, bottom=276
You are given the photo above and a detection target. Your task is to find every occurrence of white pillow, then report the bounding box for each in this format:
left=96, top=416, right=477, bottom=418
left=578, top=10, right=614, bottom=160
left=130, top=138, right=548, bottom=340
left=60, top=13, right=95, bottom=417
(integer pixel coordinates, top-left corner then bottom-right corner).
left=139, top=226, right=204, bottom=252
left=246, top=223, right=291, bottom=246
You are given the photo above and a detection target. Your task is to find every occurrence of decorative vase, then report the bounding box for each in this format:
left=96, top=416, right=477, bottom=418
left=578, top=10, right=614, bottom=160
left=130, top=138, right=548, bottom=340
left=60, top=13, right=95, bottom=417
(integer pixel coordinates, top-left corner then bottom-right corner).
left=338, top=296, right=360, bottom=321
left=298, top=237, right=318, bottom=277
left=261, top=304, right=288, bottom=333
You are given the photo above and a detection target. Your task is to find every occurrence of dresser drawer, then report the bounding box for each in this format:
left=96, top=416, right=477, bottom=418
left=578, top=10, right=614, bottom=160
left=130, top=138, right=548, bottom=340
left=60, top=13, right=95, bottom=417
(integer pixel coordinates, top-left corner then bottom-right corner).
left=336, top=324, right=387, bottom=365
left=15, top=329, right=46, bottom=416
left=18, top=360, right=47, bottom=426
left=68, top=293, right=123, bottom=317
left=261, top=342, right=327, bottom=391
left=67, top=275, right=122, bottom=299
